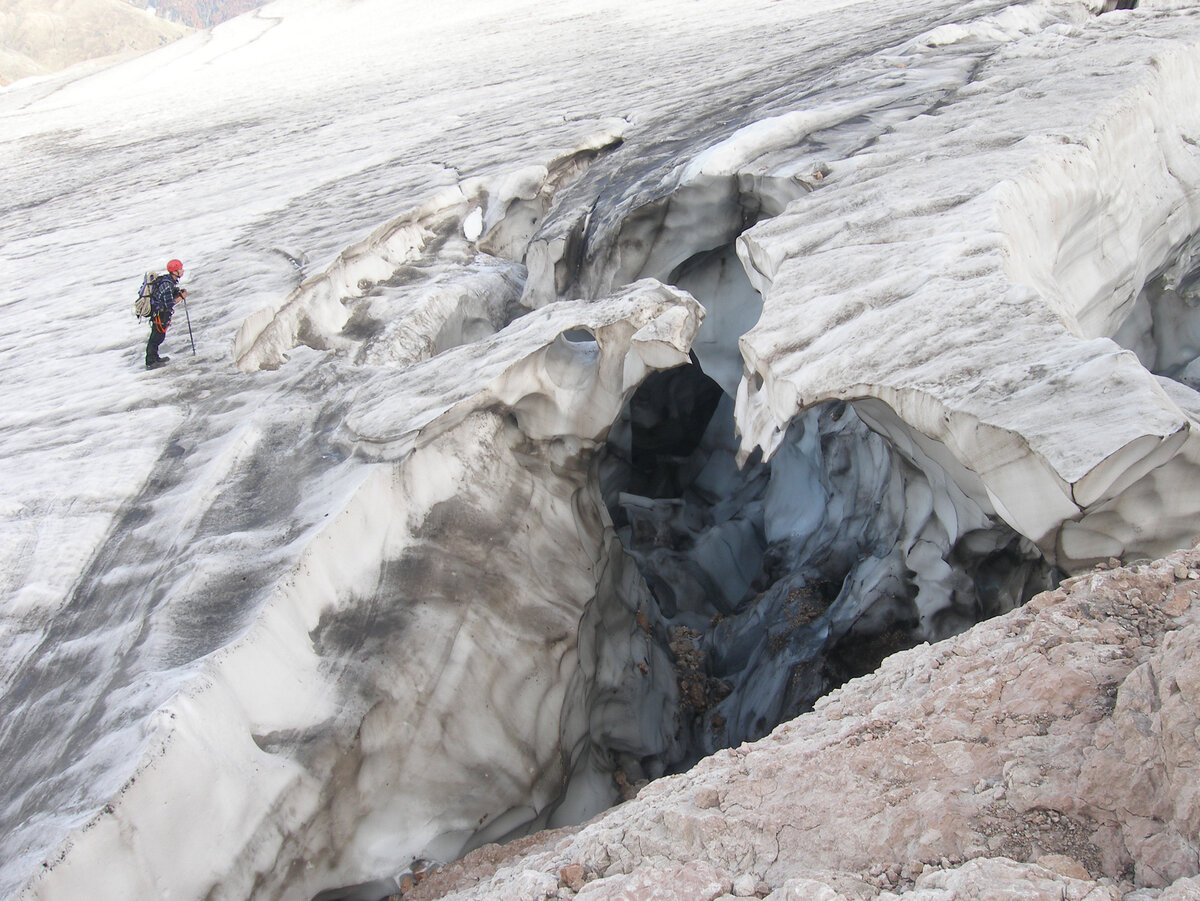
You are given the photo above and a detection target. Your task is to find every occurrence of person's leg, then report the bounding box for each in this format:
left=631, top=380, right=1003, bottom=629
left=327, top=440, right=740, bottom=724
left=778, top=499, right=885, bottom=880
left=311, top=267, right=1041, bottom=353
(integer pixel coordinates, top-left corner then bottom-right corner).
left=146, top=324, right=166, bottom=367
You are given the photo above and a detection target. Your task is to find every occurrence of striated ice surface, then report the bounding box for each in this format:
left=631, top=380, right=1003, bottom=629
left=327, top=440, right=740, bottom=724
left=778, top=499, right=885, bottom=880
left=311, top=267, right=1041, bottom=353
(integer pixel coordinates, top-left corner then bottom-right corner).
left=2, top=0, right=1200, bottom=898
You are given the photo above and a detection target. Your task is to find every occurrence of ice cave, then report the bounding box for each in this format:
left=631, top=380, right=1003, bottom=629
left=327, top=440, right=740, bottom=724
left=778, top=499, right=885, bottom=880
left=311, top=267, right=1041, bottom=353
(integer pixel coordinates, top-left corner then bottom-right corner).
left=2, top=0, right=1200, bottom=899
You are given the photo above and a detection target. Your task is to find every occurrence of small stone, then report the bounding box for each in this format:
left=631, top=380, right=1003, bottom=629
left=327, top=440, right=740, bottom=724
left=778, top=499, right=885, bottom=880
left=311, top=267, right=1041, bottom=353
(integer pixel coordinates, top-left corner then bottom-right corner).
left=558, top=862, right=587, bottom=892
left=693, top=786, right=721, bottom=809
left=732, top=872, right=759, bottom=896
left=1174, top=564, right=1189, bottom=580
left=1165, top=585, right=1194, bottom=616
left=1037, top=854, right=1090, bottom=881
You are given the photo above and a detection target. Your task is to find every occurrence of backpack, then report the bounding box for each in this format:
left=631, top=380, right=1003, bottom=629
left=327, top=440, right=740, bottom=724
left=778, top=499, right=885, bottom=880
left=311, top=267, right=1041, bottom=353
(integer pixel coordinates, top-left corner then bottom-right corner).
left=134, top=271, right=157, bottom=318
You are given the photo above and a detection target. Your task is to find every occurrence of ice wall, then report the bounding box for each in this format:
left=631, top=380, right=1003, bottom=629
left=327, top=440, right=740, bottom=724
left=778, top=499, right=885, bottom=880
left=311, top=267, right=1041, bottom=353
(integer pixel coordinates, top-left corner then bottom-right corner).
left=14, top=281, right=703, bottom=901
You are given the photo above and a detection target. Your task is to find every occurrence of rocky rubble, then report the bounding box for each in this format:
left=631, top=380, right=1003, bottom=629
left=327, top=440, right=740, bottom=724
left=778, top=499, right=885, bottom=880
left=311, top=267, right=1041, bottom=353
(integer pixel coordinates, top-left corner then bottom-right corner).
left=404, top=542, right=1200, bottom=900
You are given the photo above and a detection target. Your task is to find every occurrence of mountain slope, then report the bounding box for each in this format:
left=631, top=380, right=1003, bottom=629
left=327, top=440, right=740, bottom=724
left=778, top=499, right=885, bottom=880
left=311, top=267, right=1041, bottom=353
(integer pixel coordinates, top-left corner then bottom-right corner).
left=0, top=0, right=189, bottom=85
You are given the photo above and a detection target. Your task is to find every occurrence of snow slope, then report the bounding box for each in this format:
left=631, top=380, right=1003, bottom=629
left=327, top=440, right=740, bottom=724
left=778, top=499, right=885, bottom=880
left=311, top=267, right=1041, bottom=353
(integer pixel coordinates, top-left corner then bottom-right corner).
left=1, top=0, right=1199, bottom=898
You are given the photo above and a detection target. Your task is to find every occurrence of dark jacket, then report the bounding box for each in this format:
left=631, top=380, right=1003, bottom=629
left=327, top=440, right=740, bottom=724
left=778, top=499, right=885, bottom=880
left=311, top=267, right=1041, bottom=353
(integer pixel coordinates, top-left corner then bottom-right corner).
left=149, top=274, right=181, bottom=330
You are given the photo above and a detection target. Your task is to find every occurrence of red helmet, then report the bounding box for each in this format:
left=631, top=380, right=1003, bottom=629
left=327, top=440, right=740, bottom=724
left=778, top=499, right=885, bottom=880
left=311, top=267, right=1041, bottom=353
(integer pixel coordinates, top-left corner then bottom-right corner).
left=167, top=259, right=183, bottom=274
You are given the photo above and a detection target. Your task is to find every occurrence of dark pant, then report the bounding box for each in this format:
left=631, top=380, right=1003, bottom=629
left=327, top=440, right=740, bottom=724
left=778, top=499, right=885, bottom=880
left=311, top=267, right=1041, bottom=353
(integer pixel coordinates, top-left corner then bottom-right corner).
left=146, top=323, right=166, bottom=366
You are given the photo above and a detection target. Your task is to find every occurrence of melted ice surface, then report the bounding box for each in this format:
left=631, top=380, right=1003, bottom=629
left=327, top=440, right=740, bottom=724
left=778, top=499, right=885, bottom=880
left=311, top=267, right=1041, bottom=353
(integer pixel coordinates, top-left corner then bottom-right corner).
left=2, top=0, right=1200, bottom=897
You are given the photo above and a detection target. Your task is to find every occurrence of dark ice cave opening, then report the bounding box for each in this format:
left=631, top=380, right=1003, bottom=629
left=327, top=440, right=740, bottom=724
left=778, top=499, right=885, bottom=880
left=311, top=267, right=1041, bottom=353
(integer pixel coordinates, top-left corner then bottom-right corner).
left=593, top=356, right=1061, bottom=779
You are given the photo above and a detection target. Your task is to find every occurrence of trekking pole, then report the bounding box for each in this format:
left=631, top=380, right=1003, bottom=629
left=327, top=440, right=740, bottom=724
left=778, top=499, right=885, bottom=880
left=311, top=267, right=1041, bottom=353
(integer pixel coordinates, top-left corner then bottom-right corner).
left=183, top=296, right=196, bottom=355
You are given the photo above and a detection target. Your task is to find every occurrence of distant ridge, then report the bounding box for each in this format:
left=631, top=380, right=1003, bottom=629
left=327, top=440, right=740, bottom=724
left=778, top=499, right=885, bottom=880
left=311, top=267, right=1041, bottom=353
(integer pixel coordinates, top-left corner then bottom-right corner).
left=125, top=0, right=265, bottom=30
left=0, top=0, right=187, bottom=85
left=0, top=0, right=265, bottom=86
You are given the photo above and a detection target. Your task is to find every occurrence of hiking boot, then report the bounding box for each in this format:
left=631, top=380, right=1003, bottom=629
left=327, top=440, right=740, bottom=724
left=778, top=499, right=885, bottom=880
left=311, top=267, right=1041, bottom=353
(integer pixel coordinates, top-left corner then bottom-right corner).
left=145, top=359, right=168, bottom=370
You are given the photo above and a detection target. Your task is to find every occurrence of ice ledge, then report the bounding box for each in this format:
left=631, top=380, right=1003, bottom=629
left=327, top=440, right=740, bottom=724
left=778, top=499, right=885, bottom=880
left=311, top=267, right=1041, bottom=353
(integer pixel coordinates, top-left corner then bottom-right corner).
left=341, top=280, right=703, bottom=459
left=735, top=18, right=1200, bottom=568
left=230, top=124, right=627, bottom=374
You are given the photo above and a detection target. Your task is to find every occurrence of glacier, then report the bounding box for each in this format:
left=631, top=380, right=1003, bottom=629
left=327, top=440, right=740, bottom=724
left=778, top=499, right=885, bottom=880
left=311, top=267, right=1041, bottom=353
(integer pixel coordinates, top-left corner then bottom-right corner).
left=1, top=0, right=1200, bottom=898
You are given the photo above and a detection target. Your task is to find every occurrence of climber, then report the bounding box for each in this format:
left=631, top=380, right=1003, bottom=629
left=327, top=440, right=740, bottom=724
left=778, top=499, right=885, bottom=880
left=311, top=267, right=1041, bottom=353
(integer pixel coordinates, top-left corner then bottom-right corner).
left=145, top=259, right=187, bottom=370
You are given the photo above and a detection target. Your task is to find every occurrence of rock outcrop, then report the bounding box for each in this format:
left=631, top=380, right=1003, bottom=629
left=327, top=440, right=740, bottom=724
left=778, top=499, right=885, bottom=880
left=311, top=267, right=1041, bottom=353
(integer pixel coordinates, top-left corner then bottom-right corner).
left=407, top=543, right=1200, bottom=900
